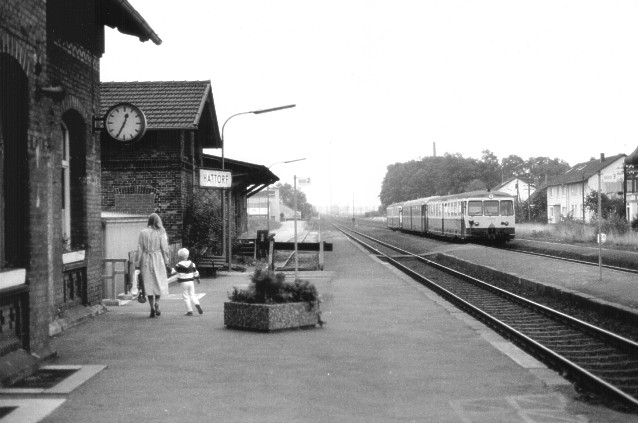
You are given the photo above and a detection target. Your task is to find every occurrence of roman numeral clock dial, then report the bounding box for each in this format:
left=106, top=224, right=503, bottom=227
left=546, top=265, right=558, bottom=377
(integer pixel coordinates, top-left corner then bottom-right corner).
left=104, top=102, right=147, bottom=142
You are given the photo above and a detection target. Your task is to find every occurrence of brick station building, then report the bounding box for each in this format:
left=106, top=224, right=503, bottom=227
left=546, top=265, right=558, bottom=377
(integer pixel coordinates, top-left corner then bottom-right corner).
left=0, top=0, right=160, bottom=384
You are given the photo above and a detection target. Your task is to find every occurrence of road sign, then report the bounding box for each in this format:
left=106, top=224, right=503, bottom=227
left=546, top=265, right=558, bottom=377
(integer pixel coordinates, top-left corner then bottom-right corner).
left=200, top=168, right=232, bottom=188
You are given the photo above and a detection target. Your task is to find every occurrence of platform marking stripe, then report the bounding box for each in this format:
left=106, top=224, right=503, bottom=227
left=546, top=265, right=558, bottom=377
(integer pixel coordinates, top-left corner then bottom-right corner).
left=0, top=399, right=65, bottom=423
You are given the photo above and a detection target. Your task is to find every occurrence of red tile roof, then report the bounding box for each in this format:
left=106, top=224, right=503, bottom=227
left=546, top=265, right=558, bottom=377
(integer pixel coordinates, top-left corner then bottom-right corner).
left=100, top=81, right=214, bottom=130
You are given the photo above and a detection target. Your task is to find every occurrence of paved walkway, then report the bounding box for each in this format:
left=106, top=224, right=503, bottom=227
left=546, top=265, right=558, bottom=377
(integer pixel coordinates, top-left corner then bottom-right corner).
left=1, top=229, right=636, bottom=422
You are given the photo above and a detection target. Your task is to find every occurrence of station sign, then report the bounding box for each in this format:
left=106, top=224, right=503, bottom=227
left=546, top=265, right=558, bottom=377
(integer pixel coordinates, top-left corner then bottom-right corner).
left=200, top=168, right=232, bottom=189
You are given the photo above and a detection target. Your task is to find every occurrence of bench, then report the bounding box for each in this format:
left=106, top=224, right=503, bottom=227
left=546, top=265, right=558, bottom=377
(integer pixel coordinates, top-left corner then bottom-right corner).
left=198, top=255, right=227, bottom=277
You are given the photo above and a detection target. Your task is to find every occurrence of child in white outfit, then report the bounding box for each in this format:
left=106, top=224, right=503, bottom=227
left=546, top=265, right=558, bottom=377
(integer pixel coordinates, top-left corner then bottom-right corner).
left=170, top=248, right=203, bottom=316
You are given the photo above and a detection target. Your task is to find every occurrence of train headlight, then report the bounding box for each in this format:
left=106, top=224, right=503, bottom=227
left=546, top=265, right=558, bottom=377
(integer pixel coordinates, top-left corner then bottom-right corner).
left=501, top=221, right=509, bottom=226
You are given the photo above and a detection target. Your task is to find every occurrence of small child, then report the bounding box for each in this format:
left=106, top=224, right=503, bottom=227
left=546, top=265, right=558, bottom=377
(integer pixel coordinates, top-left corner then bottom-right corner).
left=170, top=248, right=203, bottom=316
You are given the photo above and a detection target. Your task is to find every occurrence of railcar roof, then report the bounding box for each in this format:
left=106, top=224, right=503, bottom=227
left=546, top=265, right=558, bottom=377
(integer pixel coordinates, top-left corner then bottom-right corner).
left=432, top=190, right=514, bottom=202
left=386, top=190, right=514, bottom=208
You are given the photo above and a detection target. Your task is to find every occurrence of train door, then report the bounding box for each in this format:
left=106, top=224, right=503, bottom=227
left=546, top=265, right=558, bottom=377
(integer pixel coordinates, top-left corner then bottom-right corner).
left=461, top=201, right=466, bottom=239
left=398, top=207, right=403, bottom=229
left=441, top=203, right=445, bottom=235
left=421, top=204, right=426, bottom=233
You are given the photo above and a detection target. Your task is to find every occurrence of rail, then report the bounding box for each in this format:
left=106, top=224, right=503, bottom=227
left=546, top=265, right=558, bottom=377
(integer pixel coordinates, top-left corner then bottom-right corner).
left=334, top=222, right=638, bottom=411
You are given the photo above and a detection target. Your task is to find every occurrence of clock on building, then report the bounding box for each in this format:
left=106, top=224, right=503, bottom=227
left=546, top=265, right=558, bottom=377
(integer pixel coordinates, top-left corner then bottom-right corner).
left=104, top=102, right=147, bottom=142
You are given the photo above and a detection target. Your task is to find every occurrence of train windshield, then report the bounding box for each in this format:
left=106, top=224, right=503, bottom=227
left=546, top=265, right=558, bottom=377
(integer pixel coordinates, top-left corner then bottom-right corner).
left=484, top=200, right=499, bottom=216
left=467, top=201, right=483, bottom=216
left=468, top=199, right=513, bottom=216
left=500, top=200, right=514, bottom=216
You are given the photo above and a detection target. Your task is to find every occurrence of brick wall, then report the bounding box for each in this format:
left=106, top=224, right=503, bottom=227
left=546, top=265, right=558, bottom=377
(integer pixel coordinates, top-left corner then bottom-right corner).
left=0, top=0, right=103, bottom=353
left=102, top=129, right=196, bottom=246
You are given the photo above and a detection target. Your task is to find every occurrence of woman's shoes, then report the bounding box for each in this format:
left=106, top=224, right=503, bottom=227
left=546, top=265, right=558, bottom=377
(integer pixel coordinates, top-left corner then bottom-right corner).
left=154, top=303, right=161, bottom=317
left=150, top=309, right=156, bottom=318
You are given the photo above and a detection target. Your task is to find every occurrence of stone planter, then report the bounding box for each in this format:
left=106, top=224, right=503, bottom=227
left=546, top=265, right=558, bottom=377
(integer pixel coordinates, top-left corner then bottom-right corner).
left=224, top=301, right=321, bottom=332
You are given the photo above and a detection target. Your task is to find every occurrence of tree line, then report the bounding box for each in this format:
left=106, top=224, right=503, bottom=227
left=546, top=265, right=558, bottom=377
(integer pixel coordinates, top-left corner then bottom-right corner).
left=379, top=150, right=570, bottom=208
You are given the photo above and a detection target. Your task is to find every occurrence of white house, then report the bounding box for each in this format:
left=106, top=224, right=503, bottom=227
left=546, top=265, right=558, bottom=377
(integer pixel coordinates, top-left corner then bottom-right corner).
left=625, top=146, right=638, bottom=222
left=545, top=154, right=625, bottom=223
left=247, top=186, right=281, bottom=222
left=492, top=177, right=535, bottom=202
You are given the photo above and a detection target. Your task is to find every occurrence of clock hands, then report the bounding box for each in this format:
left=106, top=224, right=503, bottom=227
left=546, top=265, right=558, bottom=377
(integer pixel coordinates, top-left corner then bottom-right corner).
left=115, top=113, right=129, bottom=139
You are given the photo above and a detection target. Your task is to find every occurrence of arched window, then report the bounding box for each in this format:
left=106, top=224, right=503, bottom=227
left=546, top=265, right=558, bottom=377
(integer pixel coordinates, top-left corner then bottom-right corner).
left=0, top=53, right=29, bottom=269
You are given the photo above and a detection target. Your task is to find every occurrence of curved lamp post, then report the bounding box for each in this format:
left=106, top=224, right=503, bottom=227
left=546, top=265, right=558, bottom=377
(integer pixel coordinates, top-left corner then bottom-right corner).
left=220, top=104, right=296, bottom=271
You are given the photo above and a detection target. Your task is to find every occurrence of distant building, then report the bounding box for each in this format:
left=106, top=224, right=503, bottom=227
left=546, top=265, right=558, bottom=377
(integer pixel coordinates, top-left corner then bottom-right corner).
left=543, top=154, right=625, bottom=223
left=247, top=186, right=281, bottom=222
left=492, top=177, right=535, bottom=203
left=625, top=146, right=638, bottom=222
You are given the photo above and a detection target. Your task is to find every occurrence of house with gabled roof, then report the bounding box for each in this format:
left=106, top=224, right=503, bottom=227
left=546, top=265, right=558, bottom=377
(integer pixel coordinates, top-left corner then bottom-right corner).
left=625, top=146, right=638, bottom=222
left=492, top=177, right=535, bottom=203
left=544, top=154, right=625, bottom=223
left=100, top=80, right=277, bottom=256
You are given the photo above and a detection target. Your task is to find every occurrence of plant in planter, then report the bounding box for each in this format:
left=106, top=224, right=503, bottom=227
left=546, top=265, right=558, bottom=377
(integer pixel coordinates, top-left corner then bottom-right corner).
left=225, top=268, right=324, bottom=331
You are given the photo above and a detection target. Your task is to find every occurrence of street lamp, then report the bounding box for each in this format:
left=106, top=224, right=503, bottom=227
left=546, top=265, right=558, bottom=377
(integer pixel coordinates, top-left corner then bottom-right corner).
left=266, top=158, right=306, bottom=232
left=219, top=104, right=296, bottom=271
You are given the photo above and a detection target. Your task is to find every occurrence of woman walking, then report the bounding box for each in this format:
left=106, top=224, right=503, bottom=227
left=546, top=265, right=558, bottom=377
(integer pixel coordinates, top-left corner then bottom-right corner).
left=135, top=213, right=170, bottom=318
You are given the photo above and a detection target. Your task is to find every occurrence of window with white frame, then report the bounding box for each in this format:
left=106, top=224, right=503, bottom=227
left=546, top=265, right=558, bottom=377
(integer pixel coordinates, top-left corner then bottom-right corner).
left=61, top=122, right=71, bottom=247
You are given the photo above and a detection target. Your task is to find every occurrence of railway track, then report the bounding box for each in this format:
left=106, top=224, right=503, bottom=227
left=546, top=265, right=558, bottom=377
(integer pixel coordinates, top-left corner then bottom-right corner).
left=336, top=216, right=638, bottom=275
left=334, top=222, right=638, bottom=411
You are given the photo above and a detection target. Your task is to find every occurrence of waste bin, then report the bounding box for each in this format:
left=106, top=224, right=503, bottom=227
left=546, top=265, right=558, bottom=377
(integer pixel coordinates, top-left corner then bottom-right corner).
left=256, top=230, right=270, bottom=259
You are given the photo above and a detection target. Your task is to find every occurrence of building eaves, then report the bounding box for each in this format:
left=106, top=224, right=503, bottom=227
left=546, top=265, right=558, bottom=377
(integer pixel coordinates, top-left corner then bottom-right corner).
left=101, top=0, right=162, bottom=45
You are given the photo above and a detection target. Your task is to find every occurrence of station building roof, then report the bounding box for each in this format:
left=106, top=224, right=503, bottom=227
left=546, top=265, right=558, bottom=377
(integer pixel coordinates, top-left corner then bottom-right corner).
left=100, top=0, right=162, bottom=45
left=100, top=80, right=222, bottom=148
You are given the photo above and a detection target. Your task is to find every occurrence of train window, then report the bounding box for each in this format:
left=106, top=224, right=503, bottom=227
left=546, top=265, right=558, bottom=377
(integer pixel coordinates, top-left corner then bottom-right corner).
left=484, top=200, right=499, bottom=216
left=468, top=201, right=483, bottom=216
left=500, top=200, right=514, bottom=216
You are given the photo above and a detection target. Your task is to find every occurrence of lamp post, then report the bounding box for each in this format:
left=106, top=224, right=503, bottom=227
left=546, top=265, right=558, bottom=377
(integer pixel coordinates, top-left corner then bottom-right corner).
left=220, top=104, right=296, bottom=271
left=266, top=158, right=306, bottom=232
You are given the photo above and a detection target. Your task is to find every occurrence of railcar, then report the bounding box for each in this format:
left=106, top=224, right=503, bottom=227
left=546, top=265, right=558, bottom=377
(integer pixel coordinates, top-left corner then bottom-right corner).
left=386, top=190, right=515, bottom=243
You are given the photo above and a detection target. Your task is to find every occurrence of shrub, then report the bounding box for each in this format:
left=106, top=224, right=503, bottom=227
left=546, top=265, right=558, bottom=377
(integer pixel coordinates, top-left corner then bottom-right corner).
left=182, top=194, right=223, bottom=262
left=228, top=268, right=319, bottom=305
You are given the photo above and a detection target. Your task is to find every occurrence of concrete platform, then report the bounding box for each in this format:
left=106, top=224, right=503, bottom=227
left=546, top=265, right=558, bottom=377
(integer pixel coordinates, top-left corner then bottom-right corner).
left=10, top=229, right=637, bottom=422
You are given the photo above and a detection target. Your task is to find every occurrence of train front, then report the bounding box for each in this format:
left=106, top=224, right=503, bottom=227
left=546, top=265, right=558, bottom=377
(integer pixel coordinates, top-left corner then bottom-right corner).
left=465, top=194, right=515, bottom=242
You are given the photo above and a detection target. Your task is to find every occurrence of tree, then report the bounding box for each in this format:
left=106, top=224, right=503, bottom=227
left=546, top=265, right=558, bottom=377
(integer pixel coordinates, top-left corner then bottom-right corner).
left=500, top=155, right=526, bottom=179
left=478, top=150, right=501, bottom=188
left=276, top=182, right=314, bottom=219
left=584, top=191, right=625, bottom=219
left=523, top=188, right=548, bottom=223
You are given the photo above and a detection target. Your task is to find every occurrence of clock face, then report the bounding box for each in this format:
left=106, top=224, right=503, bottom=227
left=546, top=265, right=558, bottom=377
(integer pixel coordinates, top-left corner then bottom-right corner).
left=104, top=103, right=147, bottom=142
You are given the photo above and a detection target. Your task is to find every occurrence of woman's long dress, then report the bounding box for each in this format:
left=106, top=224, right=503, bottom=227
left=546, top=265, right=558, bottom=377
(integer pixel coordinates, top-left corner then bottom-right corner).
left=135, top=228, right=170, bottom=296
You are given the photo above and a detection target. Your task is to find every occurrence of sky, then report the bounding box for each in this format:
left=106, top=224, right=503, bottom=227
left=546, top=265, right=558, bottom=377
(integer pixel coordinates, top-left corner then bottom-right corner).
left=101, top=0, right=638, bottom=212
